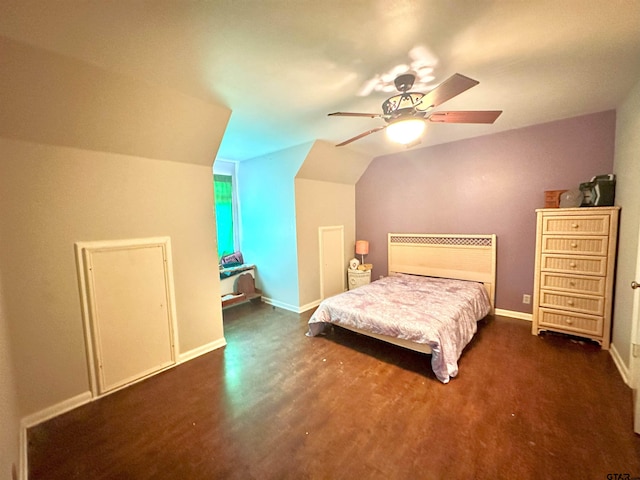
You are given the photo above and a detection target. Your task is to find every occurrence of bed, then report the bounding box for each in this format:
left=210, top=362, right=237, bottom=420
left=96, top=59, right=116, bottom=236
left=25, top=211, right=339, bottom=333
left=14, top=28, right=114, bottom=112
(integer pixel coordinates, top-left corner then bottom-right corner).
left=306, top=233, right=497, bottom=383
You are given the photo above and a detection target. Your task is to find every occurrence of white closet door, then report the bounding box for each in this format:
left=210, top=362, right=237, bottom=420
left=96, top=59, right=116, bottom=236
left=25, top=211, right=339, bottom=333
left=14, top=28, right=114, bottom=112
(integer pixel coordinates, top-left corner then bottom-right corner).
left=78, top=238, right=177, bottom=395
left=319, top=226, right=345, bottom=299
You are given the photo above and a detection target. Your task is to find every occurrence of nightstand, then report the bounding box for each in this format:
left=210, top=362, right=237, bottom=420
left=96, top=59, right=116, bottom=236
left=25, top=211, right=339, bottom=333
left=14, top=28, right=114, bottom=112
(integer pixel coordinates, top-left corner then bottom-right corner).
left=348, top=269, right=371, bottom=290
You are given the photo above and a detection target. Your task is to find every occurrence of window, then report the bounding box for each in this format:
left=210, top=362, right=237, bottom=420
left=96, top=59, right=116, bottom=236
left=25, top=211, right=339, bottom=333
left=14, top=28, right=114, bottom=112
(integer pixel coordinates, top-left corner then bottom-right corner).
left=213, top=160, right=239, bottom=260
left=214, top=174, right=235, bottom=258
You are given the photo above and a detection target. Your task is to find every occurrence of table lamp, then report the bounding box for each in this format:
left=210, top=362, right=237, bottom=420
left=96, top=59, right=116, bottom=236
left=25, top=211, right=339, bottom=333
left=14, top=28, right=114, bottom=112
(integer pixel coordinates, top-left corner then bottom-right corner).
left=355, top=240, right=369, bottom=267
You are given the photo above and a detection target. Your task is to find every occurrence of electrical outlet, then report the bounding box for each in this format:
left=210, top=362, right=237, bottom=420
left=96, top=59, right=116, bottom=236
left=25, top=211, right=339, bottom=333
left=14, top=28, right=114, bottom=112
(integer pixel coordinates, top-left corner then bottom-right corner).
left=522, top=294, right=531, bottom=304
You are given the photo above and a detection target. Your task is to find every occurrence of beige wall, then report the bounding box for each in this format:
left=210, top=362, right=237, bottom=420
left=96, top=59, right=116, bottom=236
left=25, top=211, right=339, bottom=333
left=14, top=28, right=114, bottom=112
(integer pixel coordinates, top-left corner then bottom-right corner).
left=0, top=35, right=227, bottom=166
left=1, top=140, right=224, bottom=416
left=296, top=140, right=372, bottom=185
left=612, top=77, right=640, bottom=367
left=0, top=35, right=230, bottom=474
left=294, top=141, right=371, bottom=310
left=295, top=179, right=356, bottom=308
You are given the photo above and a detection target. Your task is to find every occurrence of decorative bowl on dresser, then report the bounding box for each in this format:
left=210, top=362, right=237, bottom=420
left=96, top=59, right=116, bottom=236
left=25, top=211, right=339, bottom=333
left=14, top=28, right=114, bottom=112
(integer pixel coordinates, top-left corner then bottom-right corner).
left=532, top=206, right=620, bottom=349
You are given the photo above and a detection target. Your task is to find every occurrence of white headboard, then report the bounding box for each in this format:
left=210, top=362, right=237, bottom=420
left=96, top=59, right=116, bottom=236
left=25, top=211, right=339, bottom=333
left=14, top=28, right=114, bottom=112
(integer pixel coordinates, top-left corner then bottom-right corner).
left=388, top=233, right=497, bottom=311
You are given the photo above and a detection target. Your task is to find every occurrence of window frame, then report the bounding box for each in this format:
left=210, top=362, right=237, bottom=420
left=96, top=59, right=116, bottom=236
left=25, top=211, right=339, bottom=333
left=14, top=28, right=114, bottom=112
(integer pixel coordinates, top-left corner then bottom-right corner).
left=213, top=160, right=240, bottom=259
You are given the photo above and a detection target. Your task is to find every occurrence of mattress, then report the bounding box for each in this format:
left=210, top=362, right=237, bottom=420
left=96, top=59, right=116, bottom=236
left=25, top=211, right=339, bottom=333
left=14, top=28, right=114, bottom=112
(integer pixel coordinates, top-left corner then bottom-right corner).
left=306, top=274, right=491, bottom=383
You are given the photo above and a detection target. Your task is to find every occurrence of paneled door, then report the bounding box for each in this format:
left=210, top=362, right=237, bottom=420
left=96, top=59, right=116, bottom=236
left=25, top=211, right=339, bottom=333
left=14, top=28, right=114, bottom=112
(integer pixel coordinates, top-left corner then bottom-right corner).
left=76, top=237, right=178, bottom=395
left=319, top=226, right=345, bottom=299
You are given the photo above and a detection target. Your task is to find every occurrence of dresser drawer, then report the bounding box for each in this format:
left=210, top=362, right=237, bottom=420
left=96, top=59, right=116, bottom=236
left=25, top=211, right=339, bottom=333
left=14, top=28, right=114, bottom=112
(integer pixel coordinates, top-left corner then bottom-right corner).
left=539, top=290, right=604, bottom=316
left=538, top=308, right=603, bottom=336
left=540, top=254, right=607, bottom=276
left=542, top=215, right=610, bottom=235
left=541, top=235, right=608, bottom=255
left=539, top=272, right=605, bottom=296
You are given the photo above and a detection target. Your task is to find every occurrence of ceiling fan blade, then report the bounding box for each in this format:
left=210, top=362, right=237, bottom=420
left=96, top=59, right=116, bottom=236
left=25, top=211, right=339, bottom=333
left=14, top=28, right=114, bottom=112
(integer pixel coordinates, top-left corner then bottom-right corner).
left=415, top=73, right=479, bottom=111
left=335, top=126, right=387, bottom=146
left=328, top=111, right=384, bottom=118
left=427, top=110, right=502, bottom=124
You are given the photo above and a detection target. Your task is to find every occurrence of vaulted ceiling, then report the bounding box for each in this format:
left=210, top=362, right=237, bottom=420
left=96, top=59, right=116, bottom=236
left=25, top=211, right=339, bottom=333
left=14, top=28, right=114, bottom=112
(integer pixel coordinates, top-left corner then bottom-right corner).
left=1, top=1, right=639, bottom=161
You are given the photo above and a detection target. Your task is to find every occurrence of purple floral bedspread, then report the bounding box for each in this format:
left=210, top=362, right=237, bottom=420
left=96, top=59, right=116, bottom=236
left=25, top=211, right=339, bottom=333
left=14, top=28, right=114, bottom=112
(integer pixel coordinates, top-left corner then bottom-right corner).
left=306, top=274, right=491, bottom=383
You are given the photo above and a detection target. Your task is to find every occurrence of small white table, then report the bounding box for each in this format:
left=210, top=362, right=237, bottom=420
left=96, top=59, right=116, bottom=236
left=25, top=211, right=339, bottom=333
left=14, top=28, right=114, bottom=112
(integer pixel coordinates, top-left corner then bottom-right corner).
left=348, top=269, right=371, bottom=290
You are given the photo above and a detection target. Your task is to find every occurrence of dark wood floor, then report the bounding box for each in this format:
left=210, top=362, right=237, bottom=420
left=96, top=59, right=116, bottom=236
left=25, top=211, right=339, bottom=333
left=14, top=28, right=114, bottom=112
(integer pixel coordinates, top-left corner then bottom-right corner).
left=29, top=302, right=640, bottom=479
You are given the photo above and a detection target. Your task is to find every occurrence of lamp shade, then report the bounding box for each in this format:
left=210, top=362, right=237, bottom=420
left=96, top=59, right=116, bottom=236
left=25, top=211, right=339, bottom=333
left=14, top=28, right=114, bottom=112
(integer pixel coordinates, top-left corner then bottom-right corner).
left=386, top=117, right=426, bottom=145
left=355, top=240, right=369, bottom=255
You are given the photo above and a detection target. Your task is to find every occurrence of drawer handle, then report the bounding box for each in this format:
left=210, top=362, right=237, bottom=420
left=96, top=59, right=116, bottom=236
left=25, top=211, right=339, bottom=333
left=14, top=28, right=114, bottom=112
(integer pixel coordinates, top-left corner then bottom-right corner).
left=567, top=300, right=574, bottom=306
left=569, top=262, right=577, bottom=268
left=571, top=223, right=579, bottom=229
left=565, top=319, right=573, bottom=325
left=569, top=281, right=576, bottom=286
left=570, top=243, right=578, bottom=248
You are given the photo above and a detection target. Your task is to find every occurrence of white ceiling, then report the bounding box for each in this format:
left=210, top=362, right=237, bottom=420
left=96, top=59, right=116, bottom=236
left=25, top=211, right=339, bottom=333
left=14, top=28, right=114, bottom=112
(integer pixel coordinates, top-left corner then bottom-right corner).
left=1, top=1, right=639, bottom=161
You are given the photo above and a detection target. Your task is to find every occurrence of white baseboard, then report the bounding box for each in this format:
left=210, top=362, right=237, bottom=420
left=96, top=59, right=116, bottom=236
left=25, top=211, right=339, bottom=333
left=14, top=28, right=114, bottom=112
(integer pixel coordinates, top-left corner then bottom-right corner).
left=18, top=338, right=228, bottom=480
left=21, top=390, right=93, bottom=429
left=494, top=308, right=533, bottom=322
left=20, top=390, right=93, bottom=480
left=178, top=338, right=226, bottom=363
left=609, top=342, right=631, bottom=386
left=494, top=310, right=632, bottom=388
left=298, top=299, right=321, bottom=313
left=261, top=296, right=300, bottom=313
left=21, top=337, right=226, bottom=430
left=493, top=310, right=631, bottom=388
left=262, top=297, right=321, bottom=314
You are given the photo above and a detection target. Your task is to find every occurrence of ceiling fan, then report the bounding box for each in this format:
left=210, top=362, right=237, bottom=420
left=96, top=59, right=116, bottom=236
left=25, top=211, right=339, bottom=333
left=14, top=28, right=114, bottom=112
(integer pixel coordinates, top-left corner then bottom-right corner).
left=328, top=72, right=502, bottom=147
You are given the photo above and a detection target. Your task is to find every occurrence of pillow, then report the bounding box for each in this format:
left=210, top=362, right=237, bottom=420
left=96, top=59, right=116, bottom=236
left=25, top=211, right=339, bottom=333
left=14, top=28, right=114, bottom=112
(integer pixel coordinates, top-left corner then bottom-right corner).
left=220, top=251, right=244, bottom=266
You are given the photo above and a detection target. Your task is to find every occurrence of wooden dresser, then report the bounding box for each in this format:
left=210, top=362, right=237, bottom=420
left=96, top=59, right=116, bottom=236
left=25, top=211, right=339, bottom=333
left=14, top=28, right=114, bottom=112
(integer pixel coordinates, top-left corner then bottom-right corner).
left=532, top=206, right=620, bottom=349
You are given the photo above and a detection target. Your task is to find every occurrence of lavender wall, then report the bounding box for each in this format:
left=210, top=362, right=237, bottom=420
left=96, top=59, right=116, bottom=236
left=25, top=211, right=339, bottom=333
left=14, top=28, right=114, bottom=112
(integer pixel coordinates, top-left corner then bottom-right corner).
left=356, top=111, right=616, bottom=313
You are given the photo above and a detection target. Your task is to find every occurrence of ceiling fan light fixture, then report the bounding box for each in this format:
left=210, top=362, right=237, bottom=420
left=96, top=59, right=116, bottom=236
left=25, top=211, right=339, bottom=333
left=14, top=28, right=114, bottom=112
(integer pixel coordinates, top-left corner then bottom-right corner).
left=330, top=72, right=500, bottom=147
left=386, top=118, right=426, bottom=145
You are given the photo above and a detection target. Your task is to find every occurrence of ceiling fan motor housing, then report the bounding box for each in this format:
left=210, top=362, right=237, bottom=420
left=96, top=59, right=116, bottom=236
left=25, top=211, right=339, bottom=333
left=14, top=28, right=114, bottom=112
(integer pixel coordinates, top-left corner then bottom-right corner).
left=394, top=72, right=416, bottom=92
left=382, top=92, right=426, bottom=120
